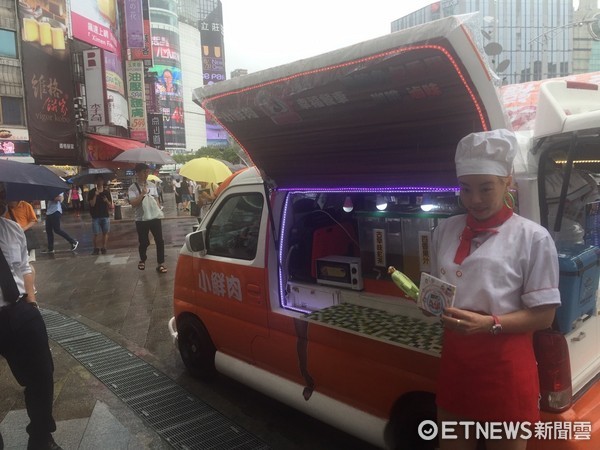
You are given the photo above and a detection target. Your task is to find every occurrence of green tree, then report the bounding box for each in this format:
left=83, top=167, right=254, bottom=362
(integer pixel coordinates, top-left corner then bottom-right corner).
left=173, top=144, right=250, bottom=165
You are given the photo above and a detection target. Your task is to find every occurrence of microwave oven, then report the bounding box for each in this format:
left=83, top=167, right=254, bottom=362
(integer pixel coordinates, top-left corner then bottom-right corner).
left=316, top=256, right=363, bottom=290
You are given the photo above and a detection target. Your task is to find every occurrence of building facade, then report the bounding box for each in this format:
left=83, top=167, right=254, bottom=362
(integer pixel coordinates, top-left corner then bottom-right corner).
left=0, top=0, right=223, bottom=166
left=0, top=0, right=31, bottom=162
left=391, top=0, right=600, bottom=85
left=178, top=0, right=208, bottom=151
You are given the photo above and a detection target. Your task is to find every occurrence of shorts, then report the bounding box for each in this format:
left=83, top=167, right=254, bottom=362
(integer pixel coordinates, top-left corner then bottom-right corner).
left=92, top=217, right=110, bottom=235
left=28, top=249, right=36, bottom=262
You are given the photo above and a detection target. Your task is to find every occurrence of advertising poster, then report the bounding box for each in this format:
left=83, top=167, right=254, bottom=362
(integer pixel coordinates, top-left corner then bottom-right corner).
left=104, top=51, right=125, bottom=95
left=130, top=0, right=153, bottom=68
left=200, top=2, right=228, bottom=146
left=126, top=60, right=148, bottom=142
left=70, top=0, right=120, bottom=55
left=83, top=49, right=108, bottom=127
left=18, top=0, right=78, bottom=164
left=124, top=0, right=144, bottom=48
left=107, top=91, right=129, bottom=129
left=151, top=25, right=185, bottom=150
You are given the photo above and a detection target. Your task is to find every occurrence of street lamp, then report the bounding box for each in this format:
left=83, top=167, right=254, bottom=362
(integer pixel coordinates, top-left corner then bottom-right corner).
left=587, top=13, right=600, bottom=41
left=528, top=17, right=600, bottom=81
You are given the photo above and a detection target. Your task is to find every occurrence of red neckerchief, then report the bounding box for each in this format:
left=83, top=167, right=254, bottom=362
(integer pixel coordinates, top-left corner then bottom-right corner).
left=453, top=204, right=513, bottom=265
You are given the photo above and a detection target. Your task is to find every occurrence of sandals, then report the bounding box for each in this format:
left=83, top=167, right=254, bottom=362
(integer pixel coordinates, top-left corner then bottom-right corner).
left=156, top=265, right=168, bottom=274
left=138, top=261, right=145, bottom=270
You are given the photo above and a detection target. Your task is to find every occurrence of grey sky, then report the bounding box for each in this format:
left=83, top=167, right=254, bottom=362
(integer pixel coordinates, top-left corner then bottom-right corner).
left=221, top=0, right=436, bottom=74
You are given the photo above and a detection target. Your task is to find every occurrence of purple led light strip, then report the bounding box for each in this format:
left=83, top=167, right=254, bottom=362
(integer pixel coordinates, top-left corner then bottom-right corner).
left=276, top=186, right=459, bottom=193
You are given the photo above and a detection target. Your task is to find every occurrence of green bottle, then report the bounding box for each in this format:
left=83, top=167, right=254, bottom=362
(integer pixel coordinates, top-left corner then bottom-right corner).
left=388, top=266, right=419, bottom=301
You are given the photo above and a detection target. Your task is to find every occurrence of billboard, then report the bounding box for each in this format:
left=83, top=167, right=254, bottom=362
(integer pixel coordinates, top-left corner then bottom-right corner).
left=18, top=0, right=78, bottom=164
left=200, top=2, right=228, bottom=146
left=70, top=0, right=120, bottom=55
left=151, top=26, right=186, bottom=150
left=104, top=51, right=125, bottom=95
left=0, top=127, right=30, bottom=157
left=124, top=0, right=144, bottom=48
left=129, top=0, right=153, bottom=68
left=126, top=60, right=148, bottom=142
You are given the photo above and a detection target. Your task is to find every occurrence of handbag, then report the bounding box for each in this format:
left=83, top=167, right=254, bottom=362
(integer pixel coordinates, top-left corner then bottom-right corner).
left=142, top=194, right=164, bottom=221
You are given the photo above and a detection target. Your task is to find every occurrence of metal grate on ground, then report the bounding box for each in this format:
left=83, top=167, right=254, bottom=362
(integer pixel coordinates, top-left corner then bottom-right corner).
left=41, top=308, right=270, bottom=450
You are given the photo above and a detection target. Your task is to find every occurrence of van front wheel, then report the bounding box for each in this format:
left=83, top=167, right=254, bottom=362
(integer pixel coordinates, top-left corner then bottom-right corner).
left=177, top=315, right=217, bottom=380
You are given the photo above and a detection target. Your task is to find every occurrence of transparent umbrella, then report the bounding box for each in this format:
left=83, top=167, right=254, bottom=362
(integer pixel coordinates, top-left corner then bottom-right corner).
left=112, top=147, right=175, bottom=165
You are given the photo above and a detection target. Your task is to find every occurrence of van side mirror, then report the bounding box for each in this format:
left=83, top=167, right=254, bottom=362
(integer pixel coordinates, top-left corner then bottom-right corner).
left=186, top=230, right=206, bottom=253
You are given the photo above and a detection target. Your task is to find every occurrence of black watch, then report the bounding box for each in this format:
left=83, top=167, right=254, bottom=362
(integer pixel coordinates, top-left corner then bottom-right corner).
left=490, top=315, right=502, bottom=335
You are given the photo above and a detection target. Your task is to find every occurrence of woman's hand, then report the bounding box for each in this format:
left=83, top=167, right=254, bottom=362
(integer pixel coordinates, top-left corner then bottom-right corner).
left=441, top=307, right=493, bottom=335
left=441, top=304, right=557, bottom=335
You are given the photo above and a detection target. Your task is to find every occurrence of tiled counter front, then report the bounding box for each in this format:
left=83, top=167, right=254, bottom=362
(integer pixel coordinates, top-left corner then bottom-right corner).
left=304, top=302, right=443, bottom=355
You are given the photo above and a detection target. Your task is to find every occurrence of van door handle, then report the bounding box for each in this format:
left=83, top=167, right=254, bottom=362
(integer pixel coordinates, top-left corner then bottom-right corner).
left=247, top=284, right=263, bottom=305
left=571, top=332, right=586, bottom=342
left=247, top=284, right=261, bottom=295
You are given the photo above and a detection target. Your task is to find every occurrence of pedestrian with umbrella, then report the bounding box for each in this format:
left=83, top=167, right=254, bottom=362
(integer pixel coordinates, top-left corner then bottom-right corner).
left=127, top=163, right=167, bottom=274
left=88, top=174, right=113, bottom=255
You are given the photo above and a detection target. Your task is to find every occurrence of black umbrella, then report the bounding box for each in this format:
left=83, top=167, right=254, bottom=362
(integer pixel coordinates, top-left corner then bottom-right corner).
left=0, top=159, right=70, bottom=201
left=69, top=168, right=115, bottom=185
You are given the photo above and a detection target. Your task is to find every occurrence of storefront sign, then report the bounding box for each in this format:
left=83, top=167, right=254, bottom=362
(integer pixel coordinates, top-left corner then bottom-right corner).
left=147, top=113, right=165, bottom=150
left=83, top=49, right=108, bottom=126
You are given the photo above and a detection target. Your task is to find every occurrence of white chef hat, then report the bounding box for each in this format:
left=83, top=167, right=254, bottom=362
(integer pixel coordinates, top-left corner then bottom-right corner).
left=455, top=129, right=517, bottom=178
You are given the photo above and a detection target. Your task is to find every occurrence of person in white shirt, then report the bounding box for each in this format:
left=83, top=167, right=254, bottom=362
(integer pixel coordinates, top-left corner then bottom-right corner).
left=0, top=184, right=62, bottom=450
left=41, top=193, right=78, bottom=253
left=128, top=164, right=167, bottom=273
left=432, top=129, right=561, bottom=450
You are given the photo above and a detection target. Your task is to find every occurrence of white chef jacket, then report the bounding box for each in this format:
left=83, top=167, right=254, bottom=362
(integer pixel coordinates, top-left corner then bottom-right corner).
left=431, top=213, right=561, bottom=315
left=0, top=217, right=31, bottom=307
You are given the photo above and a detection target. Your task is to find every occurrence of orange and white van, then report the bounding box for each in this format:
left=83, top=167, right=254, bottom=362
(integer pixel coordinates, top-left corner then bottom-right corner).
left=169, top=14, right=600, bottom=449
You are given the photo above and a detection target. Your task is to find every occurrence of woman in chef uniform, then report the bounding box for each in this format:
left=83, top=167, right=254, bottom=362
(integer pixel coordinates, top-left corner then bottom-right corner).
left=431, top=129, right=561, bottom=450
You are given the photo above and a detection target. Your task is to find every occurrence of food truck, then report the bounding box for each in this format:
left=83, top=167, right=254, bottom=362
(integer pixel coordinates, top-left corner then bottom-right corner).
left=169, top=14, right=600, bottom=449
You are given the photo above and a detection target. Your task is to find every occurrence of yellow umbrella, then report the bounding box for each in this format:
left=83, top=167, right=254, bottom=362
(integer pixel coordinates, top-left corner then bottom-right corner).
left=147, top=174, right=162, bottom=183
left=179, top=157, right=232, bottom=183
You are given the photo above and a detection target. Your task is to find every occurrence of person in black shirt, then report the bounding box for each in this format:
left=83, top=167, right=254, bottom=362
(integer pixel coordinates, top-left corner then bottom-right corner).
left=88, top=175, right=113, bottom=255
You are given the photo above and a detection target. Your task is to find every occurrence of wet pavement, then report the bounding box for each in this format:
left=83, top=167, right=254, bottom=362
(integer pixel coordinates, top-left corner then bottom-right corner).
left=0, top=193, right=199, bottom=449
left=0, top=192, right=374, bottom=450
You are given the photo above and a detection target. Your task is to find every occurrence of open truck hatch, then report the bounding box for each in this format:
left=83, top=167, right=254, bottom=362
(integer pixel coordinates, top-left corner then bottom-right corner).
left=193, top=14, right=508, bottom=189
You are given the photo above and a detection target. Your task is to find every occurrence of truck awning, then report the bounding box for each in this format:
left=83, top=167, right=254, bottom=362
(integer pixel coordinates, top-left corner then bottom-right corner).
left=194, top=14, right=508, bottom=190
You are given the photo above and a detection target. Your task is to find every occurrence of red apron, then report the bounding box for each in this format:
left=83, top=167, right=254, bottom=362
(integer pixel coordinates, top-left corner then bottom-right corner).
left=436, top=329, right=540, bottom=423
